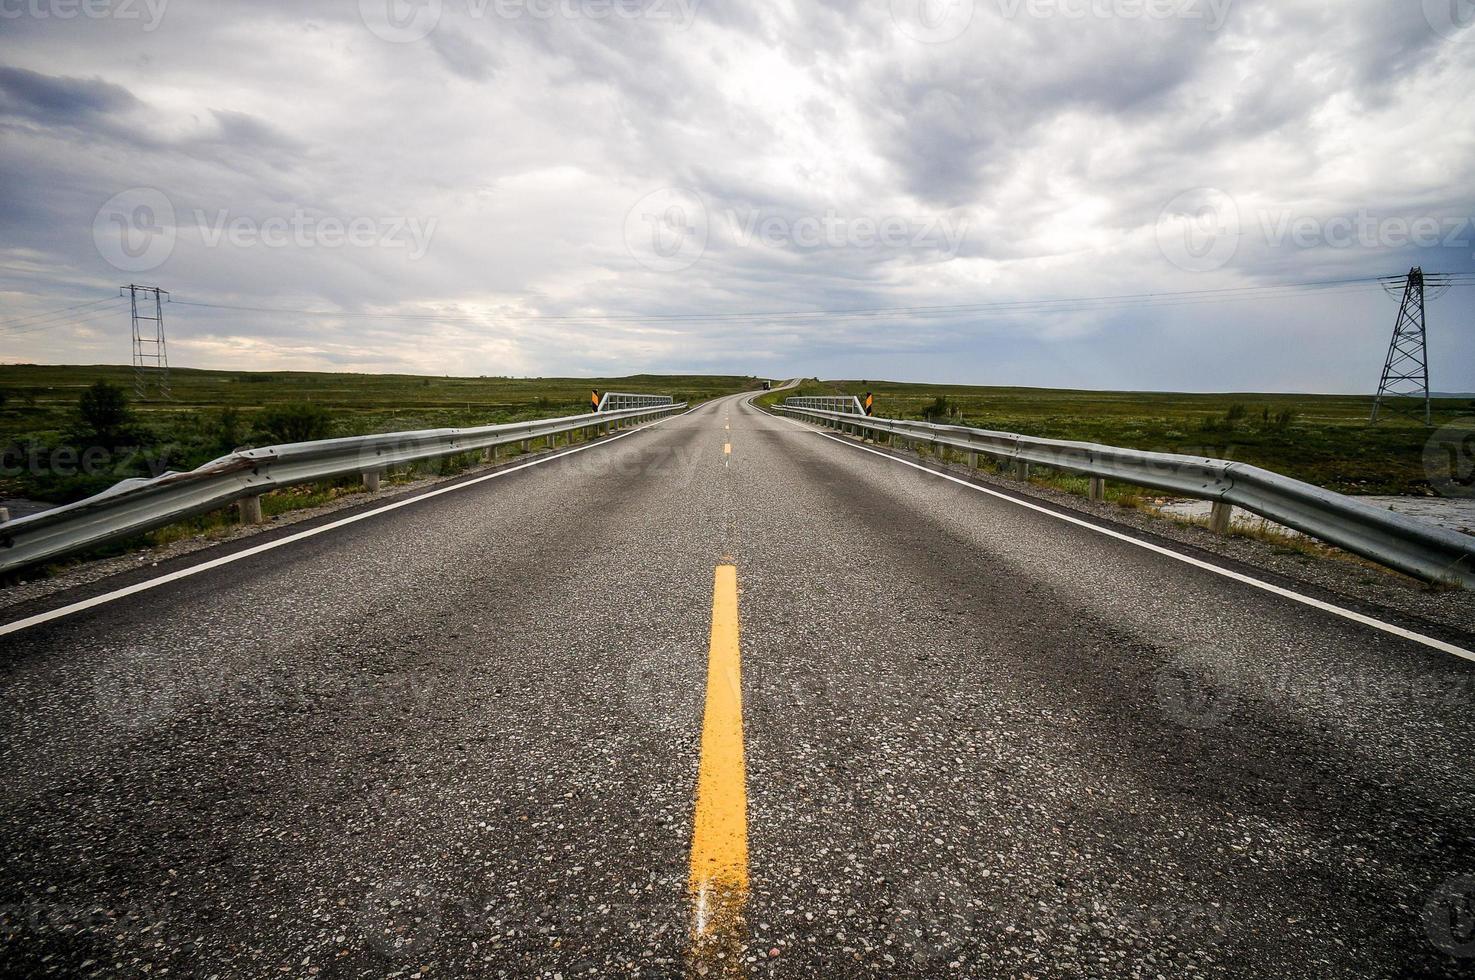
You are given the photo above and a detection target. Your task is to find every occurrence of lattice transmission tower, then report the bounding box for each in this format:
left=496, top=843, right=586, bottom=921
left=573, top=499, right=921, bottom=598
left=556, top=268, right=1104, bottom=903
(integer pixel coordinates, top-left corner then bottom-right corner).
left=1371, top=268, right=1432, bottom=425
left=123, top=284, right=170, bottom=400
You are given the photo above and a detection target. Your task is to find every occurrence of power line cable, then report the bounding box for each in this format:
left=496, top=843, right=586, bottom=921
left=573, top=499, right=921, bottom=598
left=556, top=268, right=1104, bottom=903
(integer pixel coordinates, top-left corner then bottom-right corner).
left=167, top=274, right=1431, bottom=326
left=0, top=296, right=124, bottom=330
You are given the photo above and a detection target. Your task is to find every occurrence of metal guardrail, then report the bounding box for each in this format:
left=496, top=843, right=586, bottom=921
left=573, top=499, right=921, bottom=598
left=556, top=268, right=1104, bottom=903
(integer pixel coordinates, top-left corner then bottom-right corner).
left=0, top=402, right=686, bottom=576
left=597, top=392, right=674, bottom=412
left=786, top=395, right=866, bottom=415
left=772, top=404, right=1475, bottom=589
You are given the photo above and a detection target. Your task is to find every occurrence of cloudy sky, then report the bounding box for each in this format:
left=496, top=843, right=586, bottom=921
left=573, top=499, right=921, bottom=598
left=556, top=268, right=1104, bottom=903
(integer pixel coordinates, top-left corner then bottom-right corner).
left=0, top=0, right=1472, bottom=391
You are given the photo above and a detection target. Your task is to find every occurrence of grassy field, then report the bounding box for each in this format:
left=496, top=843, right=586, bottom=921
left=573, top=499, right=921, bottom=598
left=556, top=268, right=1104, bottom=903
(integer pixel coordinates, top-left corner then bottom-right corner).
left=0, top=364, right=758, bottom=507
left=760, top=379, right=1475, bottom=496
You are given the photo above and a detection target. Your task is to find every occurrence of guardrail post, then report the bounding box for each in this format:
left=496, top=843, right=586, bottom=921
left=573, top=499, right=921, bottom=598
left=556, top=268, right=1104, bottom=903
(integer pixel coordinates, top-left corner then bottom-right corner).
left=967, top=451, right=978, bottom=468
left=237, top=494, right=264, bottom=525
left=1210, top=500, right=1233, bottom=535
left=520, top=439, right=530, bottom=452
left=1089, top=476, right=1105, bottom=502
left=547, top=434, right=555, bottom=449
left=483, top=444, right=498, bottom=463
left=0, top=507, right=8, bottom=524
left=362, top=469, right=383, bottom=492
left=1014, top=460, right=1030, bottom=480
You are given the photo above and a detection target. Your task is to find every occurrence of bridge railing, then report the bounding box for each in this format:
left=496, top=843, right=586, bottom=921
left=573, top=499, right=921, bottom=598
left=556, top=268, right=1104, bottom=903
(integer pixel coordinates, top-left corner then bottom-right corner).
left=786, top=395, right=866, bottom=415
left=771, top=404, right=1475, bottom=589
left=0, top=401, right=686, bottom=576
left=597, top=392, right=674, bottom=412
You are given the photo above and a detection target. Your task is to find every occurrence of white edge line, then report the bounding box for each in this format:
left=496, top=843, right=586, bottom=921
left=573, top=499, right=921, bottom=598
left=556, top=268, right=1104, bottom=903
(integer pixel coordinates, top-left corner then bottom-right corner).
left=761, top=403, right=1475, bottom=664
left=0, top=409, right=694, bottom=638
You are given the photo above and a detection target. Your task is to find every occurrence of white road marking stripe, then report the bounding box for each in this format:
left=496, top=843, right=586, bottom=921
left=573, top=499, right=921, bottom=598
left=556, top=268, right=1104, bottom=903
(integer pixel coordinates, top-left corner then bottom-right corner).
left=0, top=411, right=689, bottom=638
left=764, top=406, right=1475, bottom=664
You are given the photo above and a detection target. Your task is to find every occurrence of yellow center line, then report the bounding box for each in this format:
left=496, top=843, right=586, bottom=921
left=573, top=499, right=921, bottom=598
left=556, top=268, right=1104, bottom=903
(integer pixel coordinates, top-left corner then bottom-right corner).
left=688, top=564, right=748, bottom=973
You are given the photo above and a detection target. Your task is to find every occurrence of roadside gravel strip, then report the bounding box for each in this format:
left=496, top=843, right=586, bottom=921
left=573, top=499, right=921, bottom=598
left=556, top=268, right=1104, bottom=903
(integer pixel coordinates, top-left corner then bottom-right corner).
left=2, top=392, right=1474, bottom=978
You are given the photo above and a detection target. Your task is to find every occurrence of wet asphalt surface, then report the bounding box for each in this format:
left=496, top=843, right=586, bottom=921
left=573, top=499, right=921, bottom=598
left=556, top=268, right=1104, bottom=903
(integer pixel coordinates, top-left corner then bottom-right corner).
left=2, top=393, right=1474, bottom=979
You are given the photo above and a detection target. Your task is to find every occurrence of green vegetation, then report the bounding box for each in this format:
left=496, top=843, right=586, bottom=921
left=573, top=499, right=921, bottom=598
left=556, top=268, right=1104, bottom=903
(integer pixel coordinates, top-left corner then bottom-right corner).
left=761, top=379, right=1475, bottom=496
left=0, top=364, right=757, bottom=507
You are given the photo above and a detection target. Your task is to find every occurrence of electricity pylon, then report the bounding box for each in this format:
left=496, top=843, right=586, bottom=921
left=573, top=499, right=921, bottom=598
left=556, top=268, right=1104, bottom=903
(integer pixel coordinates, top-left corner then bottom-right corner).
left=1371, top=267, right=1430, bottom=425
left=123, top=284, right=170, bottom=400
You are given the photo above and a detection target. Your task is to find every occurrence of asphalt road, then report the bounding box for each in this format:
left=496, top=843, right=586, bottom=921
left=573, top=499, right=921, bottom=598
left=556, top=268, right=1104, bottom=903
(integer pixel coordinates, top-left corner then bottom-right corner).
left=2, top=391, right=1474, bottom=979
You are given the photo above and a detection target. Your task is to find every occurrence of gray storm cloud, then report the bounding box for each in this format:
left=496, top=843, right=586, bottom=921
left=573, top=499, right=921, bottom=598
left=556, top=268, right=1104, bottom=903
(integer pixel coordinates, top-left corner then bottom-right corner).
left=0, top=0, right=1471, bottom=391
